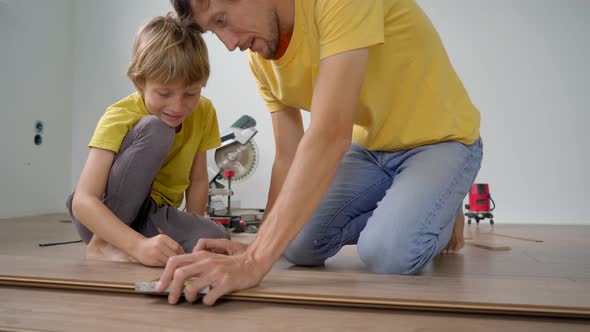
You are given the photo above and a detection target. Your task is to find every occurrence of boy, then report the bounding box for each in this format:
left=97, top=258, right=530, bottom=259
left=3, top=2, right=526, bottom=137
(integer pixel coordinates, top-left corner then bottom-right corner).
left=66, top=14, right=229, bottom=267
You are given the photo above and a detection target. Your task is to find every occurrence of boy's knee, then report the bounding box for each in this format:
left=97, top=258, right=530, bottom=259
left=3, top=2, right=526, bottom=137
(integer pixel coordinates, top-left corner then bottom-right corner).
left=137, top=114, right=170, bottom=132
left=135, top=115, right=174, bottom=148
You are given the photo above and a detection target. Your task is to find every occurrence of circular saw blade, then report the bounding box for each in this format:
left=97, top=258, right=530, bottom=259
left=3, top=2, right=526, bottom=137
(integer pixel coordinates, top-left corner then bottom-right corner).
left=214, top=140, right=258, bottom=181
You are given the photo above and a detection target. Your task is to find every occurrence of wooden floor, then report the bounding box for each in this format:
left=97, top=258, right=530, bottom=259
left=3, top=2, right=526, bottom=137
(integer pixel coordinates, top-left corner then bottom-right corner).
left=1, top=214, right=589, bottom=331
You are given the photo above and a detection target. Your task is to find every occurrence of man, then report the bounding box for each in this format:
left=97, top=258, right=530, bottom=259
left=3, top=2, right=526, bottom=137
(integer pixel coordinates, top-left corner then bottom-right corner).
left=156, top=0, right=482, bottom=306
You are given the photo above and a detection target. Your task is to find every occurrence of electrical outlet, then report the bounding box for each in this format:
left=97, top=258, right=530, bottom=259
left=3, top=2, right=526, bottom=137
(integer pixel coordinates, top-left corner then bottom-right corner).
left=35, top=120, right=44, bottom=133
left=34, top=120, right=44, bottom=146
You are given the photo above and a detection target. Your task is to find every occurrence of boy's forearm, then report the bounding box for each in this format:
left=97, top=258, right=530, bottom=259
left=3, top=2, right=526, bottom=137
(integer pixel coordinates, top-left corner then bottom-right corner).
left=72, top=194, right=144, bottom=256
left=185, top=180, right=209, bottom=216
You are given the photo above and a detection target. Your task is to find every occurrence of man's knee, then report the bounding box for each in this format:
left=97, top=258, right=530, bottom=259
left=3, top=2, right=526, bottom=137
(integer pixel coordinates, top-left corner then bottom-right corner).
left=282, top=238, right=328, bottom=267
left=357, top=232, right=428, bottom=275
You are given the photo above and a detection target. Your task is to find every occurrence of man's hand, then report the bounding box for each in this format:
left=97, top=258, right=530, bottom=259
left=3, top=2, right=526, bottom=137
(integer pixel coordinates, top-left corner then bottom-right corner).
left=155, top=250, right=270, bottom=305
left=194, top=238, right=249, bottom=255
left=132, top=234, right=185, bottom=267
left=442, top=212, right=465, bottom=254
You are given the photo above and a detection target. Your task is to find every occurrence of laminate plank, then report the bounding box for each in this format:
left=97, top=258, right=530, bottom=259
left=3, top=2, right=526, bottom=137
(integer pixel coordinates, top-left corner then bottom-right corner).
left=465, top=241, right=511, bottom=251
left=2, top=215, right=590, bottom=319
left=482, top=231, right=544, bottom=242
left=1, top=255, right=589, bottom=318
left=2, top=287, right=589, bottom=332
left=3, top=215, right=590, bottom=279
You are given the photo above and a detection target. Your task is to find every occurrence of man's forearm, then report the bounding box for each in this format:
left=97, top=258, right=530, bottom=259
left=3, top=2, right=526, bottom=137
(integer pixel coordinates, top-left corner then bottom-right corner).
left=262, top=157, right=293, bottom=222
left=246, top=129, right=349, bottom=269
left=244, top=46, right=365, bottom=273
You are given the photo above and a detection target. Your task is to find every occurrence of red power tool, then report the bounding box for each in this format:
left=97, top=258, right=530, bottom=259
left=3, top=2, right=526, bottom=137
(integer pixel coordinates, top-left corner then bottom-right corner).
left=464, top=183, right=495, bottom=225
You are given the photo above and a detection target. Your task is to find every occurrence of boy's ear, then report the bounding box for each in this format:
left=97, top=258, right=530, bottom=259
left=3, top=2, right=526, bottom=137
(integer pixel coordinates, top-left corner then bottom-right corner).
left=135, top=82, right=145, bottom=94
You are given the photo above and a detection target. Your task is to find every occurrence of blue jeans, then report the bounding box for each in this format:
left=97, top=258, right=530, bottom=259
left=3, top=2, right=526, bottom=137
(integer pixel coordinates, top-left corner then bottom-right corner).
left=283, top=138, right=483, bottom=274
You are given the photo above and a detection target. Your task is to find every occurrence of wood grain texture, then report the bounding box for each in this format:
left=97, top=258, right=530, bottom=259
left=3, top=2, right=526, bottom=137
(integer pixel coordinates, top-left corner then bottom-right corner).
left=2, top=214, right=590, bottom=329
left=1, top=255, right=589, bottom=318
left=2, top=215, right=589, bottom=278
left=3, top=287, right=589, bottom=332
left=482, top=231, right=544, bottom=242
left=465, top=241, right=512, bottom=251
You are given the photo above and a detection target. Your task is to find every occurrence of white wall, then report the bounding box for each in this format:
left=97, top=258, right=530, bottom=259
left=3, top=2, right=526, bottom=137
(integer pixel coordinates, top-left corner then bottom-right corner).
left=419, top=0, right=590, bottom=223
left=0, top=0, right=74, bottom=218
left=70, top=0, right=173, bottom=191
left=1, top=1, right=588, bottom=224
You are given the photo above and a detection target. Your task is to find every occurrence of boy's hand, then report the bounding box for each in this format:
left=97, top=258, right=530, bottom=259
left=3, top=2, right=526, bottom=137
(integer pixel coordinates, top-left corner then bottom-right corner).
left=193, top=238, right=248, bottom=255
left=133, top=234, right=185, bottom=267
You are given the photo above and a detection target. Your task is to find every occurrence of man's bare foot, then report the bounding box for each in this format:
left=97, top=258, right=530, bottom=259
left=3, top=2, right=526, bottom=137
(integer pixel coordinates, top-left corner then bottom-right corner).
left=442, top=212, right=465, bottom=254
left=86, top=236, right=136, bottom=263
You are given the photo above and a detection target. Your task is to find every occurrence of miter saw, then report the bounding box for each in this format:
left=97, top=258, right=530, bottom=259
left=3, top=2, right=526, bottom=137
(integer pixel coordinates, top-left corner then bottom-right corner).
left=207, top=115, right=262, bottom=232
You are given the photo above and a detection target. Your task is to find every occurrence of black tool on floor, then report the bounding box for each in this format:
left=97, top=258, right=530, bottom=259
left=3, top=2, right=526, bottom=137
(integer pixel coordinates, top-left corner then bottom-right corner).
left=38, top=240, right=83, bottom=247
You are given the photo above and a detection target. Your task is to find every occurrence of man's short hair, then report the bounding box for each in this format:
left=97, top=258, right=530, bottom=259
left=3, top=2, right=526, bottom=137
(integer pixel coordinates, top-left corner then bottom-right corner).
left=170, top=0, right=211, bottom=31
left=127, top=13, right=209, bottom=91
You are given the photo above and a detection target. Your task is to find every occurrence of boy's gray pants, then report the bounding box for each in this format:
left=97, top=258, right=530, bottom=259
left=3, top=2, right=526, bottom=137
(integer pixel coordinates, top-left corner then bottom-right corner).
left=66, top=115, right=229, bottom=253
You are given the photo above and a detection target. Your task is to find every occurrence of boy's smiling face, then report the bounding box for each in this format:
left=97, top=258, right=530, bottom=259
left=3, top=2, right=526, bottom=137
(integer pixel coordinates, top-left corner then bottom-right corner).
left=142, top=80, right=203, bottom=128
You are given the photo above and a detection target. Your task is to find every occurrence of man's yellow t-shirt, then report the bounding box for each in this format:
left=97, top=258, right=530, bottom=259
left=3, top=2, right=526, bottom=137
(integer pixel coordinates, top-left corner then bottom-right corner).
left=248, top=0, right=480, bottom=151
left=89, top=92, right=221, bottom=207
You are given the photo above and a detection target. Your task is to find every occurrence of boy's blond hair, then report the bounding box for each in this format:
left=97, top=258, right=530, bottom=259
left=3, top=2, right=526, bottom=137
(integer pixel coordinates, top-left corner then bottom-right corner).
left=128, top=13, right=209, bottom=91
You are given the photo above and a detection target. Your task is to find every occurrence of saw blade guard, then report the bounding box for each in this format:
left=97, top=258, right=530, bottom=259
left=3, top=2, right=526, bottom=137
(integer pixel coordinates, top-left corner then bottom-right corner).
left=211, top=140, right=258, bottom=182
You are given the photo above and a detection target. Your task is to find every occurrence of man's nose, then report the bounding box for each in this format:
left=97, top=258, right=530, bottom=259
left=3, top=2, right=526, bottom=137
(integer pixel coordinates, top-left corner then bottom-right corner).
left=217, top=30, right=240, bottom=51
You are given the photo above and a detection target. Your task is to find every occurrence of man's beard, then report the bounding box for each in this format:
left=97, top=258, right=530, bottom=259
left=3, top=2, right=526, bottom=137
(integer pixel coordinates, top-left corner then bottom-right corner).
left=262, top=11, right=280, bottom=59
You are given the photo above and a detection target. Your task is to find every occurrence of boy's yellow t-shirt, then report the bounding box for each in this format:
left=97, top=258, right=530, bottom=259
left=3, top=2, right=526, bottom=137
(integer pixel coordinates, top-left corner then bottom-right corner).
left=89, top=92, right=221, bottom=207
left=248, top=0, right=480, bottom=151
